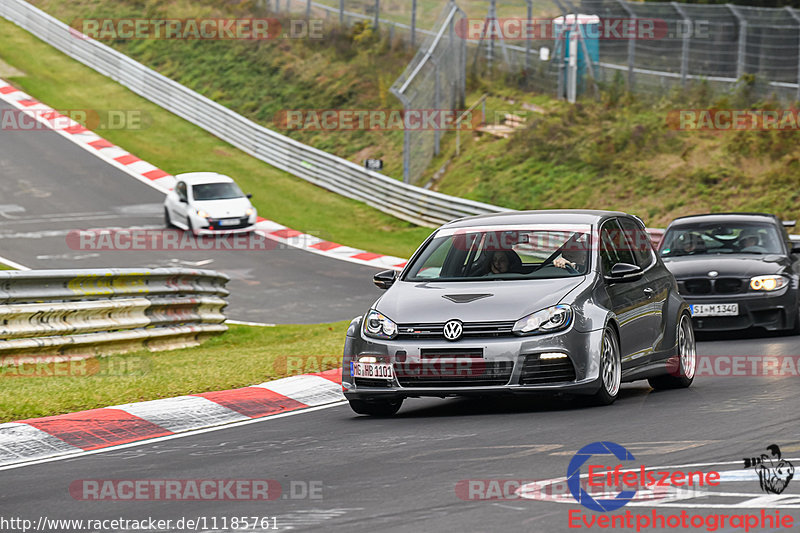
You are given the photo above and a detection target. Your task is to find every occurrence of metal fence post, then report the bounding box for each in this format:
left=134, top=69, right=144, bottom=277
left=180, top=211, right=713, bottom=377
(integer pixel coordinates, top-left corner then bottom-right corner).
left=525, top=0, right=533, bottom=74
left=672, top=2, right=691, bottom=88
left=306, top=0, right=311, bottom=19
left=411, top=0, right=417, bottom=48
left=487, top=0, right=496, bottom=72
left=339, top=0, right=344, bottom=26
left=434, top=60, right=441, bottom=156
left=785, top=7, right=800, bottom=102
left=374, top=0, right=379, bottom=30
left=616, top=0, right=636, bottom=91
left=727, top=4, right=747, bottom=79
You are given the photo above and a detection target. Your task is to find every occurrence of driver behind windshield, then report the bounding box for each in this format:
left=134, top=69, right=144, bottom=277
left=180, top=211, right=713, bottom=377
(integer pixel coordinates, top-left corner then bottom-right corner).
left=737, top=228, right=766, bottom=253
left=676, top=232, right=705, bottom=255
left=554, top=235, right=589, bottom=274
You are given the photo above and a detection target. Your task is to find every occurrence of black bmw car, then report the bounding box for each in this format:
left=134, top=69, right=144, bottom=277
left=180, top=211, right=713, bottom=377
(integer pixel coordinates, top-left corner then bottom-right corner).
left=658, top=213, right=800, bottom=333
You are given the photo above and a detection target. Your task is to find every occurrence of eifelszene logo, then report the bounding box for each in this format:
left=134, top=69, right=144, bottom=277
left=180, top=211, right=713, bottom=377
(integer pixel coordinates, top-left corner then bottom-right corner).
left=568, top=441, right=637, bottom=512
left=567, top=441, right=720, bottom=513
left=743, top=444, right=795, bottom=495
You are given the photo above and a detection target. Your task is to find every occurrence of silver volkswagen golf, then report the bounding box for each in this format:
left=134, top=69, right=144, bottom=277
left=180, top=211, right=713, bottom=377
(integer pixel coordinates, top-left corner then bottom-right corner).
left=343, top=210, right=695, bottom=416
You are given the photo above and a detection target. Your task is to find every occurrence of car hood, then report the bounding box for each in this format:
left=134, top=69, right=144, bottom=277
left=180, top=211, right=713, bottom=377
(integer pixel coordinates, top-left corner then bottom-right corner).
left=192, top=197, right=251, bottom=218
left=662, top=254, right=788, bottom=278
left=374, top=277, right=588, bottom=323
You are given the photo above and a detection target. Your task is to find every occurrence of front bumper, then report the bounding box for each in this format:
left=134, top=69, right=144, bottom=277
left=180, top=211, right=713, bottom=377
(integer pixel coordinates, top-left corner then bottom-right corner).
left=191, top=214, right=257, bottom=234
left=683, top=287, right=797, bottom=332
left=342, top=326, right=605, bottom=400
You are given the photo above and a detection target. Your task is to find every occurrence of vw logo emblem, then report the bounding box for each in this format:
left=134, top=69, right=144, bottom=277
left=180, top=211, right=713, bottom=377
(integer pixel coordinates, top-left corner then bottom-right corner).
left=708, top=271, right=719, bottom=278
left=443, top=320, right=463, bottom=341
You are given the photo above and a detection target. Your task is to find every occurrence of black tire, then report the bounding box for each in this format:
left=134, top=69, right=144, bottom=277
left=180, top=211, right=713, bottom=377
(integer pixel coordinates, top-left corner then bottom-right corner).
left=786, top=309, right=800, bottom=335
left=164, top=207, right=176, bottom=229
left=649, top=314, right=696, bottom=390
left=591, top=326, right=621, bottom=406
left=348, top=398, right=403, bottom=417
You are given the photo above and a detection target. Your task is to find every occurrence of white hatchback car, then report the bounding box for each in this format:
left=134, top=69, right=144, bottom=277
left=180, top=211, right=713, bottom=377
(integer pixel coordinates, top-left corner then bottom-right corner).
left=164, top=172, right=257, bottom=234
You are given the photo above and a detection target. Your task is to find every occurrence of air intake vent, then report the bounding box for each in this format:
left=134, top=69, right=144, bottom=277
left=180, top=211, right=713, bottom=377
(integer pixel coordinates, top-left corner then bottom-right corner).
left=442, top=294, right=493, bottom=303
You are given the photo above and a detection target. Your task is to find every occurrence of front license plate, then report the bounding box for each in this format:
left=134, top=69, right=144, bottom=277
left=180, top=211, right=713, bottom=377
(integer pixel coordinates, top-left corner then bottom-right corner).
left=351, top=362, right=394, bottom=379
left=219, top=219, right=240, bottom=226
left=691, top=303, right=739, bottom=317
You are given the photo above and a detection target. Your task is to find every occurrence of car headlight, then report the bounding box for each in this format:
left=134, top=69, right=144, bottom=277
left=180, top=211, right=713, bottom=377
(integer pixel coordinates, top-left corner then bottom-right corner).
left=245, top=208, right=255, bottom=217
left=513, top=305, right=572, bottom=335
left=750, top=275, right=788, bottom=291
left=363, top=310, right=398, bottom=340
left=195, top=209, right=209, bottom=218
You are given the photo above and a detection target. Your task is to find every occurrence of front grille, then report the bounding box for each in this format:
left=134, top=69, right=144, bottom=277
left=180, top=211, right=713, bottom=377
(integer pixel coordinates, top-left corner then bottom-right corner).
left=354, top=378, right=393, bottom=388
left=396, top=321, right=516, bottom=340
left=715, top=278, right=743, bottom=294
left=420, top=348, right=483, bottom=359
left=519, top=355, right=576, bottom=385
left=396, top=361, right=513, bottom=388
left=680, top=278, right=745, bottom=295
left=207, top=217, right=250, bottom=230
left=683, top=279, right=711, bottom=294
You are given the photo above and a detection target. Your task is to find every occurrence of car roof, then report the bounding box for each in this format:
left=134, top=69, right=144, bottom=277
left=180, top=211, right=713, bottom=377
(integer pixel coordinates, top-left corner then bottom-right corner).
left=442, top=209, right=630, bottom=228
left=667, top=212, right=779, bottom=228
left=174, top=172, right=235, bottom=185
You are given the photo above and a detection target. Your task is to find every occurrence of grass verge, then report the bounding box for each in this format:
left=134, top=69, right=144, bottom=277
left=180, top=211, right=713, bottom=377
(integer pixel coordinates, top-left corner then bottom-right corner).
left=0, top=16, right=430, bottom=259
left=0, top=323, right=346, bottom=422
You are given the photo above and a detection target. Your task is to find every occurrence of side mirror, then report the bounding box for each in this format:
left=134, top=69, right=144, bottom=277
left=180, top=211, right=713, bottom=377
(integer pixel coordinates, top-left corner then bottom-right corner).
left=791, top=242, right=800, bottom=254
left=179, top=197, right=187, bottom=203
left=606, top=262, right=643, bottom=282
left=246, top=193, right=253, bottom=199
left=373, top=269, right=397, bottom=290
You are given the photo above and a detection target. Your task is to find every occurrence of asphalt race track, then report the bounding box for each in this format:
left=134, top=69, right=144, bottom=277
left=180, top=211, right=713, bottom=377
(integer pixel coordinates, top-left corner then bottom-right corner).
left=2, top=101, right=800, bottom=533
left=0, top=332, right=799, bottom=532
left=0, top=100, right=383, bottom=324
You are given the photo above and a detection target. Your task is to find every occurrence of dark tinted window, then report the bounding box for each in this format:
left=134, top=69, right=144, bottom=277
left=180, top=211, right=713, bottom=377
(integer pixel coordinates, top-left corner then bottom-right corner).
left=192, top=182, right=244, bottom=201
left=600, top=219, right=636, bottom=273
left=618, top=218, right=654, bottom=268
left=660, top=221, right=784, bottom=256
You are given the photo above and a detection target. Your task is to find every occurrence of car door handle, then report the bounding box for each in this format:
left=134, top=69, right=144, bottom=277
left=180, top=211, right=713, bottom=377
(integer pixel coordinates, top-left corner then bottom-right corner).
left=643, top=287, right=655, bottom=297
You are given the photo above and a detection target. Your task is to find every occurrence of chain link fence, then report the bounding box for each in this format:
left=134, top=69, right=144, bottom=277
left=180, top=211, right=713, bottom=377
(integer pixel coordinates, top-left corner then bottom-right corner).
left=390, top=2, right=467, bottom=184
left=267, top=0, right=800, bottom=182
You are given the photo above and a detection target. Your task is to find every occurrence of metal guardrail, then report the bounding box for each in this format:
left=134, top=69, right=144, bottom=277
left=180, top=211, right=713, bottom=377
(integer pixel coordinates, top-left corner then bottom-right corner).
left=0, top=268, right=229, bottom=357
left=0, top=0, right=507, bottom=228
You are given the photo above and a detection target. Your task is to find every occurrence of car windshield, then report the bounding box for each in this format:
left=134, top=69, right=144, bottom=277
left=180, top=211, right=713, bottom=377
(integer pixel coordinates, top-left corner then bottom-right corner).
left=192, top=182, right=244, bottom=201
left=403, top=225, right=592, bottom=282
left=660, top=222, right=783, bottom=257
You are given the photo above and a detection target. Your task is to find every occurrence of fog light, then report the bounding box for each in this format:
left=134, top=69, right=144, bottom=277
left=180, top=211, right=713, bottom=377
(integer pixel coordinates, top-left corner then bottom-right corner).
left=540, top=352, right=568, bottom=360
left=358, top=356, right=378, bottom=363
